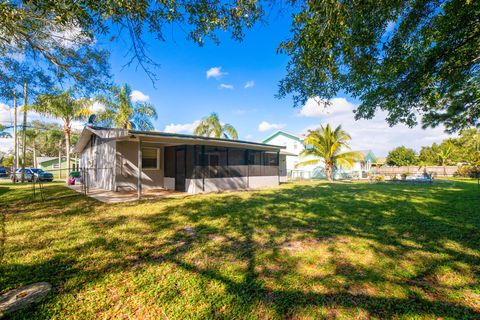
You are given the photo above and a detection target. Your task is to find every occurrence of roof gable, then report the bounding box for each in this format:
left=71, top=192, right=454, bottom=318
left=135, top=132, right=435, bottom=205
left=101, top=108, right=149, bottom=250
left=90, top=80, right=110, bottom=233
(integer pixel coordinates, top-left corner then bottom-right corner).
left=262, top=130, right=304, bottom=144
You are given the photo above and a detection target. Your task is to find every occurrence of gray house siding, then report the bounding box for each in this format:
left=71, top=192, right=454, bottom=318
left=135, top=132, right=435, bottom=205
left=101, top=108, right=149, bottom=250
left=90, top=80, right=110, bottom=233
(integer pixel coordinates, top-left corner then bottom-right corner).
left=80, top=135, right=116, bottom=191
left=115, top=141, right=165, bottom=191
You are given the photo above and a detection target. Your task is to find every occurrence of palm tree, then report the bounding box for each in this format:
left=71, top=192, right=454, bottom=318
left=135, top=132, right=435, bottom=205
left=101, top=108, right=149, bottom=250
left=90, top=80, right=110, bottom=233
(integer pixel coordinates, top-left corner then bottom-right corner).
left=0, top=124, right=11, bottom=138
left=296, top=124, right=362, bottom=181
left=25, top=128, right=39, bottom=168
left=437, top=143, right=453, bottom=176
left=98, top=84, right=157, bottom=130
left=194, top=113, right=238, bottom=139
left=32, top=89, right=92, bottom=176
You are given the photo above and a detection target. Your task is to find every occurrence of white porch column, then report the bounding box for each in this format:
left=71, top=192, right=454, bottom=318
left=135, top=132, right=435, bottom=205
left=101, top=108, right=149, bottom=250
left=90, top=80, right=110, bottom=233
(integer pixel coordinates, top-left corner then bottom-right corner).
left=137, top=139, right=142, bottom=200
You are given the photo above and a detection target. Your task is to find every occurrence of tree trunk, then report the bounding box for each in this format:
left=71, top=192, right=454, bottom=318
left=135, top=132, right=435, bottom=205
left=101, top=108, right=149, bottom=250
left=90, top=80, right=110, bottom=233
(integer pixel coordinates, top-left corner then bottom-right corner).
left=21, top=80, right=27, bottom=183
left=325, top=164, right=333, bottom=182
left=32, top=142, right=37, bottom=168
left=13, top=92, right=17, bottom=183
left=64, top=123, right=71, bottom=181
left=58, top=145, right=62, bottom=179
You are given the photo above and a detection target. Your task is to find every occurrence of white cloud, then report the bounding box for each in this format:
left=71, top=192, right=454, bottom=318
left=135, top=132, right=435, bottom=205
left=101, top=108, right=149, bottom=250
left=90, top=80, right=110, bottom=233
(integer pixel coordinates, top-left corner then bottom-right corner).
left=219, top=83, right=234, bottom=90
left=0, top=138, right=13, bottom=153
left=244, top=80, right=255, bottom=89
left=130, top=90, right=150, bottom=102
left=50, top=25, right=91, bottom=49
left=164, top=120, right=200, bottom=134
left=385, top=20, right=396, bottom=33
left=258, top=121, right=285, bottom=132
left=300, top=97, right=453, bottom=156
left=206, top=67, right=227, bottom=79
left=299, top=97, right=353, bottom=118
left=244, top=134, right=253, bottom=140
left=89, top=101, right=105, bottom=114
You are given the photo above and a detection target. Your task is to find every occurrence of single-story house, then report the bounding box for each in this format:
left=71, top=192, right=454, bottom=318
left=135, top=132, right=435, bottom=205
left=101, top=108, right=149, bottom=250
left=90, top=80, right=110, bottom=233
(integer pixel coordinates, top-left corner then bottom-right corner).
left=73, top=126, right=286, bottom=195
left=37, top=157, right=79, bottom=172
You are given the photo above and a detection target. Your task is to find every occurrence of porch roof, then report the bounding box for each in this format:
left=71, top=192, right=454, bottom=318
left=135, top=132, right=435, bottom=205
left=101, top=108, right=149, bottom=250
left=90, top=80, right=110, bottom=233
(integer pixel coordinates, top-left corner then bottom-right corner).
left=73, top=126, right=284, bottom=153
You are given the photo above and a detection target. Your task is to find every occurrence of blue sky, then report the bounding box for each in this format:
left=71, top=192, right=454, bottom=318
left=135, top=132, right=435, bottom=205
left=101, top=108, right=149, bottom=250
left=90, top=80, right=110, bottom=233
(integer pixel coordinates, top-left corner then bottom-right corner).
left=0, top=10, right=451, bottom=156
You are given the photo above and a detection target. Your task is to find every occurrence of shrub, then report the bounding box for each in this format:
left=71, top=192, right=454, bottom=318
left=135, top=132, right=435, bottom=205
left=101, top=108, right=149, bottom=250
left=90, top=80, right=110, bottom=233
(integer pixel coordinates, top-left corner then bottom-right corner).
left=455, top=165, right=480, bottom=178
left=375, top=175, right=384, bottom=182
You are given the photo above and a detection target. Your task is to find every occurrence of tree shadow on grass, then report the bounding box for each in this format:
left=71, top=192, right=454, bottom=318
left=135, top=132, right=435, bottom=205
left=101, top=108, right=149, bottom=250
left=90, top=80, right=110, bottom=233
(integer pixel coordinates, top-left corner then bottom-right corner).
left=2, top=181, right=480, bottom=318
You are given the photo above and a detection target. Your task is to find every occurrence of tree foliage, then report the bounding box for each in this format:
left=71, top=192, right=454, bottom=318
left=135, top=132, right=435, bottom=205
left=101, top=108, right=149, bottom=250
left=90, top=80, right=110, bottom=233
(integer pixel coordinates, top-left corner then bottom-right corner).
left=97, top=84, right=157, bottom=131
left=278, top=0, right=480, bottom=132
left=0, top=0, right=263, bottom=82
left=386, top=146, right=417, bottom=166
left=194, top=113, right=238, bottom=139
left=32, top=89, right=93, bottom=172
left=296, top=124, right=362, bottom=181
left=387, top=129, right=480, bottom=166
left=0, top=124, right=11, bottom=137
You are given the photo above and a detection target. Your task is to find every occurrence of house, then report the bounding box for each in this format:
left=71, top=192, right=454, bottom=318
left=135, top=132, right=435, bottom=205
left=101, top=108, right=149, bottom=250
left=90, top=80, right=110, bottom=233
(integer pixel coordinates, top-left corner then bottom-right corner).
left=262, top=130, right=378, bottom=179
left=73, top=126, right=285, bottom=195
left=37, top=157, right=79, bottom=172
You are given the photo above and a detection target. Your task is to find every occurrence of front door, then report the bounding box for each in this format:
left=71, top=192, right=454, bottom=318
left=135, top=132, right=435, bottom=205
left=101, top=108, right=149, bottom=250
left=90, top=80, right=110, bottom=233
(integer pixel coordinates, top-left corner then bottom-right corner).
left=175, top=148, right=186, bottom=191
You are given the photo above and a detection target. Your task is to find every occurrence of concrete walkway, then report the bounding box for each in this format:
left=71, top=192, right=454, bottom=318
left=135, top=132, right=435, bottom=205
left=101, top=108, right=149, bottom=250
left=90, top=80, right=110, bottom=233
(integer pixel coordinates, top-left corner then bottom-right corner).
left=68, top=184, right=185, bottom=203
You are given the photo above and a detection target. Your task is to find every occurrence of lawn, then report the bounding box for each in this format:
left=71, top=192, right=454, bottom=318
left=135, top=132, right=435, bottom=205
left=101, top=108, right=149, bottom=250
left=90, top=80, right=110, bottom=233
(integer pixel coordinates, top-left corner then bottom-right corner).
left=1, top=180, right=479, bottom=319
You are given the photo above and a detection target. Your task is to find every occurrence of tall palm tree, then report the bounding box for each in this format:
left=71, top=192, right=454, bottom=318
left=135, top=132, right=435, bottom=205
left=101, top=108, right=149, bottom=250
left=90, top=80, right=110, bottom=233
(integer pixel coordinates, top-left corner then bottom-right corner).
left=32, top=89, right=91, bottom=176
left=194, top=112, right=238, bottom=139
left=0, top=124, right=11, bottom=138
left=296, top=124, right=362, bottom=181
left=98, top=84, right=157, bottom=130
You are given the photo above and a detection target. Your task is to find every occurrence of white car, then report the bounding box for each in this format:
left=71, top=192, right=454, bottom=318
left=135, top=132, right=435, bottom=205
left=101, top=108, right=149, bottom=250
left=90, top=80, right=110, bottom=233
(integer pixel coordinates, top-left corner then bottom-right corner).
left=11, top=168, right=54, bottom=182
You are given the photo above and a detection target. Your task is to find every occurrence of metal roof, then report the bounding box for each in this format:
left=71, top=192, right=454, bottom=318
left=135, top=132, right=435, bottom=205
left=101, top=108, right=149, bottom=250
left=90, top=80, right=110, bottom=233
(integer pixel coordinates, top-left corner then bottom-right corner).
left=73, top=126, right=284, bottom=153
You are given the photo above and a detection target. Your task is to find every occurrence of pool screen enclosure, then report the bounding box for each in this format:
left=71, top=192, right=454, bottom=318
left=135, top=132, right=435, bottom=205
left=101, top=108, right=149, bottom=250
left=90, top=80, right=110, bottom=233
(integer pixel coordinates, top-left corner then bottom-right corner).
left=164, top=145, right=280, bottom=192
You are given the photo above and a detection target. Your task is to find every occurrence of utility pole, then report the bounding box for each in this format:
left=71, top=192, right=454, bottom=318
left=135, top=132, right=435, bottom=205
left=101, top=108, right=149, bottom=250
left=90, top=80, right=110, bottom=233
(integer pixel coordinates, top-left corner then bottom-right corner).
left=20, top=80, right=27, bottom=183
left=13, top=91, right=17, bottom=183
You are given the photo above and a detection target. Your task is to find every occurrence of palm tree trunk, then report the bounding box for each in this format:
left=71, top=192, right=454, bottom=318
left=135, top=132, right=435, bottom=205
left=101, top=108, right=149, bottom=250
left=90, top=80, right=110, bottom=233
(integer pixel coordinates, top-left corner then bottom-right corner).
left=33, top=142, right=37, bottom=168
left=326, top=164, right=333, bottom=182
left=21, top=80, right=27, bottom=183
left=65, top=129, right=71, bottom=180
left=13, top=91, right=17, bottom=183
left=58, top=144, right=62, bottom=179
left=64, top=120, right=71, bottom=181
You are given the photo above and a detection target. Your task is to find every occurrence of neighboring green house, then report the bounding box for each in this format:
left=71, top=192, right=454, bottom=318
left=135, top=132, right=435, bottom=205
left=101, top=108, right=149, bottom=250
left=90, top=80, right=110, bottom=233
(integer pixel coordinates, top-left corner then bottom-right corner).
left=37, top=157, right=79, bottom=174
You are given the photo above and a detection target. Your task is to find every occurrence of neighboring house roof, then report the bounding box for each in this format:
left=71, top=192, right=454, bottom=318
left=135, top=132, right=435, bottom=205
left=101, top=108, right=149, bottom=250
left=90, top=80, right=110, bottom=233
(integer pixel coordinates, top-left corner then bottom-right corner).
left=36, top=157, right=57, bottom=164
left=37, top=157, right=78, bottom=165
left=352, top=150, right=376, bottom=162
left=73, top=126, right=285, bottom=153
left=262, top=130, right=305, bottom=144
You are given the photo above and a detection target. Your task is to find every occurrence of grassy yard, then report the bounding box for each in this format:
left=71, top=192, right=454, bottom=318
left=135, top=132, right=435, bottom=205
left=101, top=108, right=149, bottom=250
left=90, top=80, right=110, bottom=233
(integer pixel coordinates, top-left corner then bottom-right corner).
left=1, top=180, right=479, bottom=319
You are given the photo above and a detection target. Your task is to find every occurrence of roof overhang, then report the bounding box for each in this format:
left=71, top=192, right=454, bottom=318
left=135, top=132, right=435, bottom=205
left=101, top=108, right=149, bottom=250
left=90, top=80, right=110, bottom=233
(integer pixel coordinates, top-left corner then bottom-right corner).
left=73, top=126, right=284, bottom=153
left=129, top=130, right=284, bottom=151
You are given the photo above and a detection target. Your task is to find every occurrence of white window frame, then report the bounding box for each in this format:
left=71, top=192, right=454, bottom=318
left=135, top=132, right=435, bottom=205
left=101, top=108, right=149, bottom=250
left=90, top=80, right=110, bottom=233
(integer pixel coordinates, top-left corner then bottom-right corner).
left=141, top=147, right=161, bottom=170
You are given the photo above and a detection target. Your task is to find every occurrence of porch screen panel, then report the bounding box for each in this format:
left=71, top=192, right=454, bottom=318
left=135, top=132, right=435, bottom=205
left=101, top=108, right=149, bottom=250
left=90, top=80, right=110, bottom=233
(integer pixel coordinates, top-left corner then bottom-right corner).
left=204, top=146, right=228, bottom=178
left=164, top=146, right=175, bottom=177
left=263, top=152, right=279, bottom=176
left=228, top=148, right=247, bottom=177
left=248, top=150, right=264, bottom=176
left=185, top=145, right=195, bottom=178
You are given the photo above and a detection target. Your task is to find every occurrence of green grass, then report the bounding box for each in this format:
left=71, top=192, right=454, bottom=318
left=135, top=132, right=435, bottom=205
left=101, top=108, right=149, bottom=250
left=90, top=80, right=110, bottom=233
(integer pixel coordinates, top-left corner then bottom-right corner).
left=1, top=180, right=479, bottom=319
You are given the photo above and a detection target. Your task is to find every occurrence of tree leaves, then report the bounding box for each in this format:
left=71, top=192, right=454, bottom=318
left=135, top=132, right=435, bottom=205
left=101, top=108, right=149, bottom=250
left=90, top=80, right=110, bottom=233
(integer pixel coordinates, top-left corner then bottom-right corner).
left=279, top=0, right=480, bottom=132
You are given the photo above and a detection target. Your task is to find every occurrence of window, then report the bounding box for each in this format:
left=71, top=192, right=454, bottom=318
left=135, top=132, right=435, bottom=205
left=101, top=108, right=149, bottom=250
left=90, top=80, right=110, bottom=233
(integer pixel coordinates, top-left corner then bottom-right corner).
left=142, top=147, right=160, bottom=169
left=264, top=152, right=279, bottom=166
left=294, top=142, right=298, bottom=150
